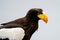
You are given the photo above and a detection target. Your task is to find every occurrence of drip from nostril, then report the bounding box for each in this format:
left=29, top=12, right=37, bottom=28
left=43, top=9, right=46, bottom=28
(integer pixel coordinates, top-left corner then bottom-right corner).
left=3, top=38, right=9, bottom=40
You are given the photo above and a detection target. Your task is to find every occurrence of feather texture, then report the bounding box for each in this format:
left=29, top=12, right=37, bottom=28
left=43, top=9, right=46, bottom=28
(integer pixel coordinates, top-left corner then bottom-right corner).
left=0, top=27, right=25, bottom=40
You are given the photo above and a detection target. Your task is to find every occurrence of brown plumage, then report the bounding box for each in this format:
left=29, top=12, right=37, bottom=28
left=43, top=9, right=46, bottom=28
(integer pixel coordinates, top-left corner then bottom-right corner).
left=0, top=8, right=48, bottom=40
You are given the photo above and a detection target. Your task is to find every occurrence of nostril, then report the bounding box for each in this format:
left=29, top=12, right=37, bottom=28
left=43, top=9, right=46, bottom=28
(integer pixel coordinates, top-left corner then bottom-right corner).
left=3, top=38, right=9, bottom=40
left=0, top=38, right=2, bottom=40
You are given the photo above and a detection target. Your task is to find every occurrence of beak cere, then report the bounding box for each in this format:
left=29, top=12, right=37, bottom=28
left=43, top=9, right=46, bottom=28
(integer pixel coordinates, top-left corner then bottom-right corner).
left=38, top=13, right=48, bottom=23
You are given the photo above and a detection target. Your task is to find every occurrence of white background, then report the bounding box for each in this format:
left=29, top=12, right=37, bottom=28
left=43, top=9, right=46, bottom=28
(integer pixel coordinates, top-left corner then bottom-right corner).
left=0, top=0, right=60, bottom=40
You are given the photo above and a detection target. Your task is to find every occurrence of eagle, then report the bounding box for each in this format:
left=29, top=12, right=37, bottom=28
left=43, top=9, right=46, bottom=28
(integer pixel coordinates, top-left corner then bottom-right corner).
left=0, top=8, right=48, bottom=40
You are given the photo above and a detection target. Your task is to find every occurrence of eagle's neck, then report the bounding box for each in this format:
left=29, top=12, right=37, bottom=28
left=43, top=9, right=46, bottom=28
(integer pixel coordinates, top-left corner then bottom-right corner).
left=22, top=17, right=38, bottom=40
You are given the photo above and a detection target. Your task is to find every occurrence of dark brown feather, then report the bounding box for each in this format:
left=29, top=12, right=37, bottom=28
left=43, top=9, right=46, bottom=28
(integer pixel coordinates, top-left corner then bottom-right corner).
left=0, top=8, right=43, bottom=40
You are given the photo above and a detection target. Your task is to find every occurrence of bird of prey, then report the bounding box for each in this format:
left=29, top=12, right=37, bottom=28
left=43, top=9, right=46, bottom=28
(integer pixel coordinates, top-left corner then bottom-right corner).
left=0, top=8, right=48, bottom=40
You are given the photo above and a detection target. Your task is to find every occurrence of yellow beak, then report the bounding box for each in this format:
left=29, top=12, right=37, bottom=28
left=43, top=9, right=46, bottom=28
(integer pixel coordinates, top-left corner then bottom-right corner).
left=38, top=13, right=48, bottom=23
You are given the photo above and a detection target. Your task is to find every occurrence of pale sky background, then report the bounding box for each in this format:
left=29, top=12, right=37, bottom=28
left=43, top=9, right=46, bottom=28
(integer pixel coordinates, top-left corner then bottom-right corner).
left=0, top=0, right=60, bottom=40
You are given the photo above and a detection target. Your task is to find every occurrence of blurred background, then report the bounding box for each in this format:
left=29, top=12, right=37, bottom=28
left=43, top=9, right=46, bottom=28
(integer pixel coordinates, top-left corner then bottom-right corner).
left=0, top=0, right=60, bottom=40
